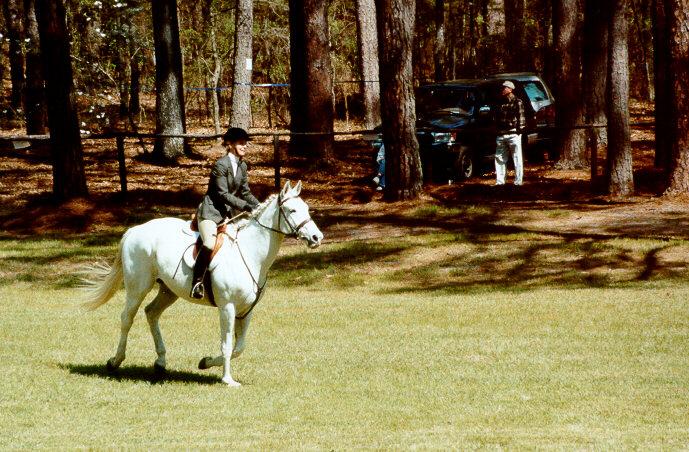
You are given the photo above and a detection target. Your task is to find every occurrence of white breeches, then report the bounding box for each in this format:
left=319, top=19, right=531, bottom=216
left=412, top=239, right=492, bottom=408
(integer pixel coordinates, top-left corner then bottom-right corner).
left=495, top=133, right=523, bottom=185
left=198, top=219, right=218, bottom=249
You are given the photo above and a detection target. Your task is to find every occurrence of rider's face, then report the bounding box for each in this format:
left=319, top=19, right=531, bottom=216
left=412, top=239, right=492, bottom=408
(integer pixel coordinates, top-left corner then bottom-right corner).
left=227, top=139, right=249, bottom=158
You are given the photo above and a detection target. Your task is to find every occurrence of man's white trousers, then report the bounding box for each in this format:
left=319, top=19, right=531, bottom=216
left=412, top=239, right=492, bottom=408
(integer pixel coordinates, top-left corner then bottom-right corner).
left=495, top=133, right=523, bottom=185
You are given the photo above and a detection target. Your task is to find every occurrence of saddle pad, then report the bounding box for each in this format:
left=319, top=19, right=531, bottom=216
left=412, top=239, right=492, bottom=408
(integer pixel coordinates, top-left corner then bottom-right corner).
left=181, top=223, right=234, bottom=270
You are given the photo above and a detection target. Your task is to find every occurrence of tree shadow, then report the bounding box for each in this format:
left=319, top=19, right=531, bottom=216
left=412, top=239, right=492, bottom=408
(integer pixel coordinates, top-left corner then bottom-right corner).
left=60, top=363, right=220, bottom=385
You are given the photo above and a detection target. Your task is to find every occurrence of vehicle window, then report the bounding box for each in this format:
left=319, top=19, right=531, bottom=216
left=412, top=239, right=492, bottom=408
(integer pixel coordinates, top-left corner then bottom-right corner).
left=522, top=82, right=548, bottom=102
left=417, top=88, right=475, bottom=115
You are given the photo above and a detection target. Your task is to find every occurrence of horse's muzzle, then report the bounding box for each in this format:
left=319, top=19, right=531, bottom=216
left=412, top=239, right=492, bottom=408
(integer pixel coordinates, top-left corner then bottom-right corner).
left=305, top=230, right=323, bottom=248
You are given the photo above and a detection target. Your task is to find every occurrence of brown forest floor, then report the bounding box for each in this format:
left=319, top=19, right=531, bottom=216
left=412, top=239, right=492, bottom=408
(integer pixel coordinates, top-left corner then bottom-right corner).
left=1, top=100, right=688, bottom=242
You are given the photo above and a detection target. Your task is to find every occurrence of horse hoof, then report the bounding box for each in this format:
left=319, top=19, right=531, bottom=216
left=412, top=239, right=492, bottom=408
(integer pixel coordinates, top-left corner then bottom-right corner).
left=106, top=359, right=118, bottom=373
left=153, top=362, right=166, bottom=375
left=198, top=357, right=212, bottom=370
left=221, top=377, right=241, bottom=387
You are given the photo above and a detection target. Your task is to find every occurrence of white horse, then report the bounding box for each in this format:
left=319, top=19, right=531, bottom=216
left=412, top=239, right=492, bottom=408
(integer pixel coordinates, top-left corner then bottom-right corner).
left=81, top=181, right=323, bottom=386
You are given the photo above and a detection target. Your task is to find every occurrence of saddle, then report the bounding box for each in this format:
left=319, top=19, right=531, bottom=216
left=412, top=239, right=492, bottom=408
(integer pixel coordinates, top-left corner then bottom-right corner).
left=190, top=213, right=228, bottom=262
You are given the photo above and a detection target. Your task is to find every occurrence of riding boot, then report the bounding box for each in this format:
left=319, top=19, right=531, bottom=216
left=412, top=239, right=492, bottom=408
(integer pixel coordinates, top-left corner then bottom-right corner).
left=190, top=246, right=213, bottom=299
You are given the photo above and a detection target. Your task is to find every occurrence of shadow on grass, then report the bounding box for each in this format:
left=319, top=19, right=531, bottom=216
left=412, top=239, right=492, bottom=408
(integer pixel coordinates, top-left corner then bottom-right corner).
left=60, top=363, right=220, bottom=385
left=271, top=223, right=688, bottom=295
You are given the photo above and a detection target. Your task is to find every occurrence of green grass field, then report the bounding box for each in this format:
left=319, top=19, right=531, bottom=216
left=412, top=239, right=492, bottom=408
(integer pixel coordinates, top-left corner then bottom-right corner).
left=1, top=226, right=689, bottom=448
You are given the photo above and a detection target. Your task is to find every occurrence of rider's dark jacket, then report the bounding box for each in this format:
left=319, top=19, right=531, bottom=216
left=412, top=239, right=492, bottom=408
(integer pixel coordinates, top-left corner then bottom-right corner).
left=198, top=154, right=259, bottom=224
left=494, top=92, right=526, bottom=135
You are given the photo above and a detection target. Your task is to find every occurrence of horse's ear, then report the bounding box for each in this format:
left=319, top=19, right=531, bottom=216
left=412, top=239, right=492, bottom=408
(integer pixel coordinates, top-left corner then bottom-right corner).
left=282, top=180, right=292, bottom=195
left=294, top=180, right=302, bottom=195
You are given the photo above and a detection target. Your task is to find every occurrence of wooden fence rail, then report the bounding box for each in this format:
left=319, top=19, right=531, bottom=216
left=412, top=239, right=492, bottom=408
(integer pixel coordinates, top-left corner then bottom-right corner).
left=0, top=130, right=378, bottom=197
left=0, top=122, right=656, bottom=196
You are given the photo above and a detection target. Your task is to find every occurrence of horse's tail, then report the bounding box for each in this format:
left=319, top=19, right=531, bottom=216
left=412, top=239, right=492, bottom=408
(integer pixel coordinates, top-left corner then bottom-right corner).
left=79, top=230, right=129, bottom=311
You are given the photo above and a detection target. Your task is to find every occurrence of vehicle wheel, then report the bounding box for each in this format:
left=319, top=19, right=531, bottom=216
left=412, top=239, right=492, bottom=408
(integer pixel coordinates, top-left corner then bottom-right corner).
left=453, top=147, right=474, bottom=180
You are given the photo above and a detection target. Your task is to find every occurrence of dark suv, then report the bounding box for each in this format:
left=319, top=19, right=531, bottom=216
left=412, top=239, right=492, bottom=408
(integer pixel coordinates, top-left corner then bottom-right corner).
left=415, top=72, right=555, bottom=181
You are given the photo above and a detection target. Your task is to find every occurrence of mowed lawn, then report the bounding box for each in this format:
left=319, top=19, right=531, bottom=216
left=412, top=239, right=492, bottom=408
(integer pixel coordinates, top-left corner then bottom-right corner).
left=1, top=228, right=689, bottom=448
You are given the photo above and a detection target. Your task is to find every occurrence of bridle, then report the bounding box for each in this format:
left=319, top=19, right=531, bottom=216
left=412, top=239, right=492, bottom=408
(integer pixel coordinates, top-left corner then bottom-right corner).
left=234, top=193, right=315, bottom=320
left=254, top=193, right=314, bottom=239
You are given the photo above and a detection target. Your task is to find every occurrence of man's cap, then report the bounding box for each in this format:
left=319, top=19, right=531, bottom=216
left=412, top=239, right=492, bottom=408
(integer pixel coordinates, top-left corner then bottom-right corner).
left=223, top=127, right=251, bottom=143
left=502, top=80, right=516, bottom=90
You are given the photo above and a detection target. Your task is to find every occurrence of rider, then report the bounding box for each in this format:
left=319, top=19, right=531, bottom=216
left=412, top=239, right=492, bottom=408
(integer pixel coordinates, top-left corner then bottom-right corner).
left=191, top=126, right=260, bottom=299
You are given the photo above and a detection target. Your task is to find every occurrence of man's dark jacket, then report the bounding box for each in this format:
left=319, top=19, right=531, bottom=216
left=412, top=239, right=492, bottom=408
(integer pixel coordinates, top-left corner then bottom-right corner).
left=198, top=155, right=259, bottom=224
left=494, top=93, right=526, bottom=134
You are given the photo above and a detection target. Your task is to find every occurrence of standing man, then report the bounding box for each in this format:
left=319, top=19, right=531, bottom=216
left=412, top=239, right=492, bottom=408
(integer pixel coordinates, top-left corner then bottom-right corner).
left=494, top=81, right=526, bottom=185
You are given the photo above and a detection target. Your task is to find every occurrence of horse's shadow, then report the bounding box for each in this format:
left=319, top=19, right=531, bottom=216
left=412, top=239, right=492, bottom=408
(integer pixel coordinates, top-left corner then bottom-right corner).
left=60, top=363, right=220, bottom=385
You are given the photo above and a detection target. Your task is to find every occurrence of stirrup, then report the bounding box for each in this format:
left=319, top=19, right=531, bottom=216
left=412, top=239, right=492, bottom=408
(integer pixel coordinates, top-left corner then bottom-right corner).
left=190, top=281, right=205, bottom=299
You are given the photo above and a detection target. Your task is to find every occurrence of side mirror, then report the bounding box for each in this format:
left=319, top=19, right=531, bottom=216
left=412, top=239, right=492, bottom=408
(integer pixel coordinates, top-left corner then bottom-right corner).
left=478, top=105, right=491, bottom=118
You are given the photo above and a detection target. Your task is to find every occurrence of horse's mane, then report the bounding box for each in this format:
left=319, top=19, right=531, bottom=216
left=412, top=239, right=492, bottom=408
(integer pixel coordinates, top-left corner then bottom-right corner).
left=236, top=193, right=278, bottom=228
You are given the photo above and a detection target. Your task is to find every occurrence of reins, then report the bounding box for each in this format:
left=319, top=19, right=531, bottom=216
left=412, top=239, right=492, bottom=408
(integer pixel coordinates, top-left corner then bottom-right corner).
left=233, top=193, right=314, bottom=319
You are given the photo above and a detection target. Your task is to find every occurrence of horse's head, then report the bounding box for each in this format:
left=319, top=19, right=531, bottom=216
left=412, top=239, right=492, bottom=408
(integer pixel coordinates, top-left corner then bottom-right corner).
left=278, top=181, right=323, bottom=248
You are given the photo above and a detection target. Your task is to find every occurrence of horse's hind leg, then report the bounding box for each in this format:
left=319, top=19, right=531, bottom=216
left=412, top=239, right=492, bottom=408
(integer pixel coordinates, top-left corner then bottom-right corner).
left=107, top=276, right=154, bottom=372
left=144, top=283, right=178, bottom=373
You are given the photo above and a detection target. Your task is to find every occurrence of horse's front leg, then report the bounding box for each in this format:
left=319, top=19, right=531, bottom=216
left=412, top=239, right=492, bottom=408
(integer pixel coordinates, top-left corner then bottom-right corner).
left=232, top=313, right=252, bottom=358
left=218, top=303, right=241, bottom=387
left=197, top=313, right=251, bottom=370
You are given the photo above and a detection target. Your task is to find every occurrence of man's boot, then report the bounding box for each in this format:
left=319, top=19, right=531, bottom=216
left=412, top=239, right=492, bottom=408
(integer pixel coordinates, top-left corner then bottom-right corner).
left=190, top=246, right=213, bottom=299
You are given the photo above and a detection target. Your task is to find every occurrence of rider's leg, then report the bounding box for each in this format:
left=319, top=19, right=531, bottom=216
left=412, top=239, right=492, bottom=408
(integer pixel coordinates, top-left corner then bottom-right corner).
left=190, top=219, right=216, bottom=299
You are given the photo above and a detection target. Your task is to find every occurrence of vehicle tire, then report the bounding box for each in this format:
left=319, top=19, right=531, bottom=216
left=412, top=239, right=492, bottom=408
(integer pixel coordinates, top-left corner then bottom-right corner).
left=453, top=146, right=475, bottom=180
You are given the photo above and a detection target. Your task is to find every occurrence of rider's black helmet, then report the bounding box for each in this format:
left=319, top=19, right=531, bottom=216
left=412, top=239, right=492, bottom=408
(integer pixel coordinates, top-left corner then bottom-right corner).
left=222, top=127, right=251, bottom=143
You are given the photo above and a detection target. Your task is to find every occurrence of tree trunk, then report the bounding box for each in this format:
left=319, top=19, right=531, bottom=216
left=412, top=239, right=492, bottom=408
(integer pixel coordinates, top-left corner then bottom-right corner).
left=35, top=0, right=88, bottom=199
left=652, top=0, right=672, bottom=168
left=209, top=9, right=223, bottom=135
left=447, top=0, right=461, bottom=78
left=3, top=0, right=26, bottom=114
left=434, top=0, right=446, bottom=80
left=629, top=0, right=653, bottom=100
left=129, top=56, right=141, bottom=116
left=355, top=0, right=381, bottom=129
left=605, top=0, right=634, bottom=196
left=288, top=0, right=335, bottom=163
left=504, top=0, right=526, bottom=71
left=553, top=0, right=587, bottom=169
left=664, top=0, right=689, bottom=194
left=535, top=0, right=553, bottom=82
left=375, top=0, right=423, bottom=200
left=582, top=0, right=608, bottom=160
left=229, top=0, right=253, bottom=130
left=23, top=0, right=47, bottom=135
left=152, top=0, right=186, bottom=162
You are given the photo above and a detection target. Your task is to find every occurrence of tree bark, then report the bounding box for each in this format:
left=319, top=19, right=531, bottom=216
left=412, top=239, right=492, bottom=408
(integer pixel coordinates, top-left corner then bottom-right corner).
left=652, top=0, right=673, bottom=168
left=582, top=0, right=608, bottom=158
left=152, top=0, right=186, bottom=162
left=355, top=0, right=381, bottom=129
left=664, top=0, right=689, bottom=194
left=3, top=0, right=26, bottom=114
left=504, top=0, right=526, bottom=71
left=629, top=0, right=653, bottom=100
left=375, top=0, right=423, bottom=200
left=23, top=0, right=47, bottom=135
left=229, top=0, right=253, bottom=130
left=288, top=0, right=335, bottom=163
left=433, top=0, right=446, bottom=80
left=35, top=0, right=88, bottom=199
left=209, top=8, right=223, bottom=135
left=129, top=55, right=141, bottom=116
left=553, top=0, right=587, bottom=169
left=605, top=0, right=634, bottom=196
